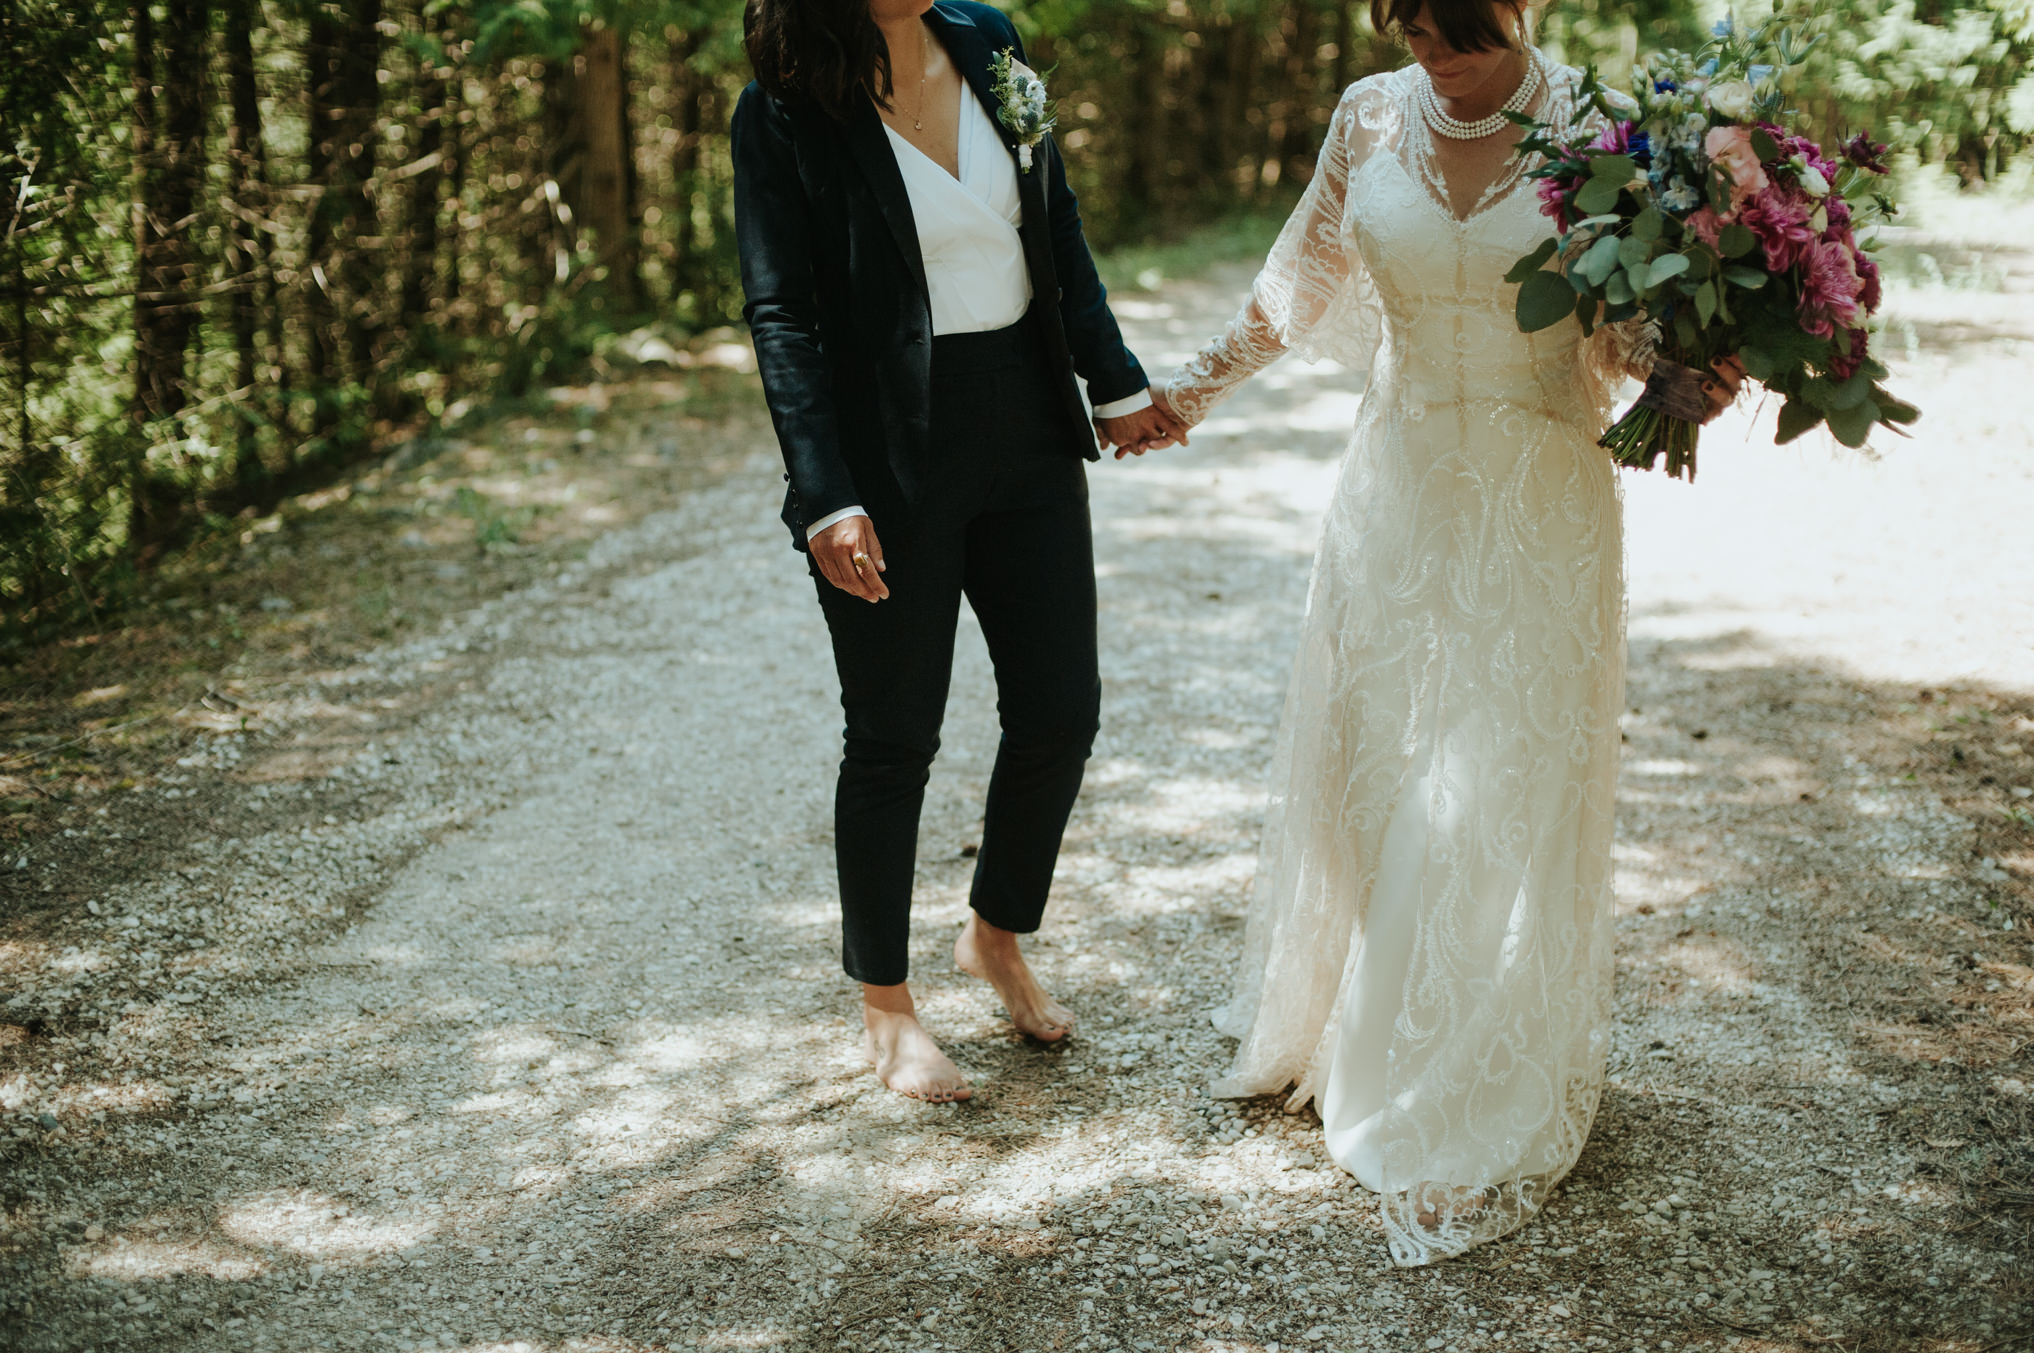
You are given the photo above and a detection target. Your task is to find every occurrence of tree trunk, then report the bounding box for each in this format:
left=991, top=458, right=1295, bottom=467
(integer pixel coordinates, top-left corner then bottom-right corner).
left=130, top=0, right=210, bottom=553
left=670, top=27, right=705, bottom=301
left=305, top=0, right=381, bottom=437
left=400, top=9, right=447, bottom=345
left=553, top=23, right=637, bottom=312
left=1282, top=0, right=1323, bottom=184
left=1331, top=0, right=1355, bottom=104
left=224, top=0, right=267, bottom=491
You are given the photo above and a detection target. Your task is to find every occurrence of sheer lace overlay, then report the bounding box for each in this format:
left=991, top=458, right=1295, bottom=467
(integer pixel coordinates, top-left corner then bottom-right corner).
left=1171, top=65, right=1650, bottom=1268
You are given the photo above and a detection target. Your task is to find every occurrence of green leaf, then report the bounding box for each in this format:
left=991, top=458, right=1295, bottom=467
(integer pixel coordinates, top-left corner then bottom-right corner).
left=1516, top=270, right=1579, bottom=333
left=1501, top=108, right=1540, bottom=127
left=1576, top=293, right=1600, bottom=336
left=1829, top=370, right=1874, bottom=412
left=1877, top=392, right=1921, bottom=424
left=1589, top=153, right=1638, bottom=182
left=1575, top=176, right=1625, bottom=216
left=1632, top=207, right=1664, bottom=244
left=1738, top=345, right=1774, bottom=382
left=1694, top=280, right=1718, bottom=326
left=1775, top=399, right=1823, bottom=444
left=1799, top=376, right=1838, bottom=411
left=1618, top=235, right=1651, bottom=272
left=1827, top=397, right=1879, bottom=447
left=1751, top=128, right=1781, bottom=162
left=1646, top=253, right=1692, bottom=288
left=1504, top=237, right=1560, bottom=284
left=1673, top=311, right=1701, bottom=350
left=1861, top=356, right=1891, bottom=383
left=1578, top=233, right=1623, bottom=287
left=1722, top=265, right=1768, bottom=289
left=1605, top=268, right=1635, bottom=305
left=1719, top=224, right=1757, bottom=259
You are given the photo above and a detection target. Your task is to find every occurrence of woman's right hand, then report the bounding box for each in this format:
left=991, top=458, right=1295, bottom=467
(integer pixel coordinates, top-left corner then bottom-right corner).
left=812, top=514, right=890, bottom=603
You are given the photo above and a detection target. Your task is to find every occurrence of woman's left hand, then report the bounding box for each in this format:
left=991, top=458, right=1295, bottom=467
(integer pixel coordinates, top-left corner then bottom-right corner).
left=1700, top=355, right=1747, bottom=424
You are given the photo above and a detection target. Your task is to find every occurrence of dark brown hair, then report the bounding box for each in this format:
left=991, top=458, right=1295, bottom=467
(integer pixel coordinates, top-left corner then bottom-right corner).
left=1369, top=0, right=1525, bottom=55
left=743, top=0, right=894, bottom=121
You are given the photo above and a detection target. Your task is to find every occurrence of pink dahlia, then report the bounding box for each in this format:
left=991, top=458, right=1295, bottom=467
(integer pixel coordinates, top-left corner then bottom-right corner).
left=1738, top=187, right=1819, bottom=273
left=1797, top=236, right=1865, bottom=339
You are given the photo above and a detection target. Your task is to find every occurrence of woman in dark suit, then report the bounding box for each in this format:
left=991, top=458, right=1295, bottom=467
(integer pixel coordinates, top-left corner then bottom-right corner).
left=734, top=0, right=1180, bottom=1101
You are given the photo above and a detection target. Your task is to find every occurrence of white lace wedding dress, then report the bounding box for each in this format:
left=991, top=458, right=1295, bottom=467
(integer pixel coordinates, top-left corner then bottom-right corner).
left=1164, top=62, right=1651, bottom=1267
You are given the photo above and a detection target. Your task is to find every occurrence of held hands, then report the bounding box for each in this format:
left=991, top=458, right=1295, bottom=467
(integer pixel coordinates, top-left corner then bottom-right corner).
left=1096, top=386, right=1192, bottom=460
left=1700, top=355, right=1746, bottom=424
left=812, top=514, right=890, bottom=603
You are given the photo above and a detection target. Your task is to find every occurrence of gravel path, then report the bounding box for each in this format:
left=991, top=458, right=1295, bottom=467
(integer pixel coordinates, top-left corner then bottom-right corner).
left=3, top=242, right=2030, bottom=1353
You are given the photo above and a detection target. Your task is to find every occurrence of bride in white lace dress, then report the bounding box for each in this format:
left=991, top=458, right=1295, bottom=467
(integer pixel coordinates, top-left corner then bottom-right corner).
left=1154, top=0, right=1736, bottom=1266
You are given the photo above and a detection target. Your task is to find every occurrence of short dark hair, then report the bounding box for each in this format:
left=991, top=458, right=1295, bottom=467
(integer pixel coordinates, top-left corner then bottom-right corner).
left=743, top=0, right=893, bottom=122
left=1369, top=0, right=1524, bottom=55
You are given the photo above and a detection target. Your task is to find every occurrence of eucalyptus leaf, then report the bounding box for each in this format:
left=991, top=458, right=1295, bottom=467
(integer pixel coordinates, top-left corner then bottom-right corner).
left=1504, top=237, right=1560, bottom=284
left=1647, top=253, right=1692, bottom=286
left=1719, top=224, right=1757, bottom=259
left=1516, top=269, right=1579, bottom=333
left=1775, top=398, right=1823, bottom=444
left=1578, top=233, right=1623, bottom=286
left=1738, top=345, right=1774, bottom=381
left=1674, top=311, right=1701, bottom=350
left=1589, top=153, right=1638, bottom=182
left=1826, top=397, right=1879, bottom=447
left=1575, top=175, right=1624, bottom=215
left=1632, top=207, right=1663, bottom=243
left=1877, top=392, right=1921, bottom=424
left=1695, top=279, right=1717, bottom=326
left=1751, top=127, right=1781, bottom=162
left=1722, top=265, right=1768, bottom=289
left=1605, top=269, right=1635, bottom=305
left=1829, top=370, right=1874, bottom=411
left=1618, top=236, right=1651, bottom=272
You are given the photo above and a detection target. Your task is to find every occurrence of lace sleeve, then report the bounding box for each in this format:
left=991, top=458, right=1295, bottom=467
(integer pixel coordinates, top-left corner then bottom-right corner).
left=1162, top=80, right=1391, bottom=427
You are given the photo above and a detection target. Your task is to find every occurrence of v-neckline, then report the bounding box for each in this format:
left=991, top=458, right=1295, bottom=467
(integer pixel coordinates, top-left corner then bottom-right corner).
left=882, top=71, right=976, bottom=187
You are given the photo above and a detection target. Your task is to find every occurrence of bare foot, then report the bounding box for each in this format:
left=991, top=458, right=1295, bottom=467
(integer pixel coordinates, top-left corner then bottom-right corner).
left=954, top=915, right=1074, bottom=1042
left=862, top=985, right=971, bottom=1103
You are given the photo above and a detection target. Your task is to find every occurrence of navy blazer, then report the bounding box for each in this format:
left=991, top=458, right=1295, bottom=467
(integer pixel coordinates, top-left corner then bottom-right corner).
left=732, top=1, right=1148, bottom=550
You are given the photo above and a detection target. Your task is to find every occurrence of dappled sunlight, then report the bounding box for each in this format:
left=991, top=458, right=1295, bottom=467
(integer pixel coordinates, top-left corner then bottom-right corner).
left=74, top=1235, right=268, bottom=1282
left=219, top=1189, right=435, bottom=1258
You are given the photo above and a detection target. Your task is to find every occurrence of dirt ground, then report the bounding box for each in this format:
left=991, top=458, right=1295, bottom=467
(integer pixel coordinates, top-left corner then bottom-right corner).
left=2, top=201, right=2030, bottom=1353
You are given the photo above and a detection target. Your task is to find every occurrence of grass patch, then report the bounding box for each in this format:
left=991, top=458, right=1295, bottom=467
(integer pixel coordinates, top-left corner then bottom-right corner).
left=1095, top=194, right=1302, bottom=296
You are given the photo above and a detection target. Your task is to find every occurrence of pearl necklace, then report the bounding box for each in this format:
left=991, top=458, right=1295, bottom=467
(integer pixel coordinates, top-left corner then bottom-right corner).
left=1418, top=48, right=1544, bottom=140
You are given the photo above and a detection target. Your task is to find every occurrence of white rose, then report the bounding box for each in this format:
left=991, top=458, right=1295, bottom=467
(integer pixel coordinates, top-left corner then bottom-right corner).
left=1707, top=79, right=1753, bottom=120
left=1811, top=203, right=1829, bottom=233
left=1796, top=161, right=1831, bottom=198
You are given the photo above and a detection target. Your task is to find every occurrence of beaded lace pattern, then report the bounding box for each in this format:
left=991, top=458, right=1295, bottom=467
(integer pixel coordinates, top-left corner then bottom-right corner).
left=1165, top=64, right=1654, bottom=1268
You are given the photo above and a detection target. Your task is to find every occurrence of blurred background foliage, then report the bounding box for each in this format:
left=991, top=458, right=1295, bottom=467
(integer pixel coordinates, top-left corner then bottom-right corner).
left=2, top=0, right=2029, bottom=643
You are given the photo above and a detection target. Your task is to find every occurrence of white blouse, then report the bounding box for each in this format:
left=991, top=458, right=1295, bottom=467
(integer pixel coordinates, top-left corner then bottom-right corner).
left=885, top=81, right=1032, bottom=336
left=806, top=81, right=1149, bottom=540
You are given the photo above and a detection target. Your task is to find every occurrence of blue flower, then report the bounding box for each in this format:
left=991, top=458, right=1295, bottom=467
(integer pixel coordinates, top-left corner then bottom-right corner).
left=1711, top=18, right=1735, bottom=37
left=1628, top=132, right=1654, bottom=168
left=1659, top=179, right=1701, bottom=213
left=1699, top=57, right=1719, bottom=76
left=1654, top=78, right=1679, bottom=93
left=1749, top=64, right=1775, bottom=85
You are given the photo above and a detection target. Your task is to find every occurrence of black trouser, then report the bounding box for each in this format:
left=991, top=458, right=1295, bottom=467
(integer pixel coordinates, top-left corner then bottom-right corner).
left=813, top=317, right=1101, bottom=986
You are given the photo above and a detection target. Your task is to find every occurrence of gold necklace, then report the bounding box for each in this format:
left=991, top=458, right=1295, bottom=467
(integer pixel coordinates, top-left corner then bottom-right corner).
left=911, top=26, right=928, bottom=132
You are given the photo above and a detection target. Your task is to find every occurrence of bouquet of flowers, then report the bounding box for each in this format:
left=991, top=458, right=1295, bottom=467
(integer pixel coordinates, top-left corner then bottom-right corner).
left=1506, top=16, right=1918, bottom=479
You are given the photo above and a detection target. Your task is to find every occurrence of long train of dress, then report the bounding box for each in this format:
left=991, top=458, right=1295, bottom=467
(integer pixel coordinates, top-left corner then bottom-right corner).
left=1164, top=60, right=1652, bottom=1267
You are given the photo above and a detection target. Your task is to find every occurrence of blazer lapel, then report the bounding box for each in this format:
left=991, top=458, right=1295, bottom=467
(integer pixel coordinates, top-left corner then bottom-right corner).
left=842, top=96, right=930, bottom=305
left=927, top=4, right=1056, bottom=286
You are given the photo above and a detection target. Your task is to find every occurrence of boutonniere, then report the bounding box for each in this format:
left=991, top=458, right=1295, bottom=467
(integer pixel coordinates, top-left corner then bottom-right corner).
left=987, top=48, right=1056, bottom=172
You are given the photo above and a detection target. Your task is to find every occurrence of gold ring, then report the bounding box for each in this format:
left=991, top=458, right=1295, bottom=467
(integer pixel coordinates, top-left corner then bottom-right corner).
left=851, top=552, right=870, bottom=573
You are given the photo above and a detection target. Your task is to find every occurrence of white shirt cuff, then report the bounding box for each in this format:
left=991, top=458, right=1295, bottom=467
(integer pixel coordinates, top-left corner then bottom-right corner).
left=805, top=506, right=868, bottom=541
left=1091, top=388, right=1153, bottom=420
